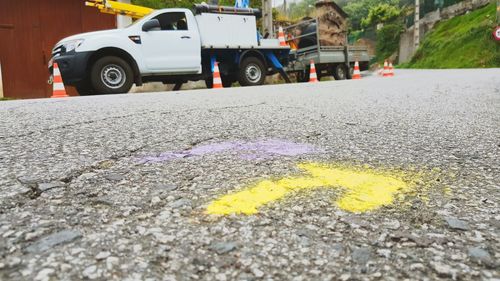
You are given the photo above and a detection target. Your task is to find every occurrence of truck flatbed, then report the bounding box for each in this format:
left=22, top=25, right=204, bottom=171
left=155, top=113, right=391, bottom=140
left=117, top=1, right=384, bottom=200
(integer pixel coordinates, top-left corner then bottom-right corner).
left=287, top=45, right=370, bottom=72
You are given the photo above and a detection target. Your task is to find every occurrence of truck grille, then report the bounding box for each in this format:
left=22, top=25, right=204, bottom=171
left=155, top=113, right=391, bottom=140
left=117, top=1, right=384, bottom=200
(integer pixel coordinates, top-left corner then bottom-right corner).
left=48, top=44, right=64, bottom=74
left=51, top=45, right=64, bottom=58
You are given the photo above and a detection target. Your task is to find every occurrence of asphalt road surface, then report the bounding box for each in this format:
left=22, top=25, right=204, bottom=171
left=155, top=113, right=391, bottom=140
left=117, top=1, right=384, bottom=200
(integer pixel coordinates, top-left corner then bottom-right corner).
left=1, top=69, right=499, bottom=281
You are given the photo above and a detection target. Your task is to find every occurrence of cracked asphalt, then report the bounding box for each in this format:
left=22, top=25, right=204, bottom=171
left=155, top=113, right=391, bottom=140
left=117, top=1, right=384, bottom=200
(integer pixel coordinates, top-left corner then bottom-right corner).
left=0, top=69, right=499, bottom=280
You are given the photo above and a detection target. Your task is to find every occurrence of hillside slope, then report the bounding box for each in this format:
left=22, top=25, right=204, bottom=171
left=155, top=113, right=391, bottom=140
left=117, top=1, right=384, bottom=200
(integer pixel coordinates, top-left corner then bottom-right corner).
left=402, top=3, right=500, bottom=68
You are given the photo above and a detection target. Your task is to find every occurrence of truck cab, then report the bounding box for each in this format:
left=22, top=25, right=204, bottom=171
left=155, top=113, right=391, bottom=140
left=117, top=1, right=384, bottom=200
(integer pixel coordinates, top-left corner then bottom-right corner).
left=51, top=8, right=202, bottom=95
left=50, top=5, right=289, bottom=95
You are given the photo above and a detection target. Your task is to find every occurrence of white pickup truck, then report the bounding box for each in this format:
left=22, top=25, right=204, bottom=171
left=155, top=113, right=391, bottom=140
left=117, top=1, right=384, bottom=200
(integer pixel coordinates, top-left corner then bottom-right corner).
left=50, top=4, right=289, bottom=95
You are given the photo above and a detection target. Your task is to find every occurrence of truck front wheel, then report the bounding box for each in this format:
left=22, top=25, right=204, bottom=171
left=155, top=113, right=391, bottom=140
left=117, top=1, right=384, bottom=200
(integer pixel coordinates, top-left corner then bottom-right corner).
left=238, top=57, right=266, bottom=87
left=90, top=56, right=134, bottom=94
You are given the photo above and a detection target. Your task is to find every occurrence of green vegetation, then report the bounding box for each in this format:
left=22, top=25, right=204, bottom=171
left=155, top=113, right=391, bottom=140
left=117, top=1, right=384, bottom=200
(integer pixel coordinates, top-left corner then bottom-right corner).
left=361, top=3, right=402, bottom=28
left=358, top=2, right=405, bottom=62
left=376, top=23, right=404, bottom=61
left=402, top=3, right=500, bottom=68
left=0, top=98, right=12, bottom=101
left=344, top=0, right=403, bottom=30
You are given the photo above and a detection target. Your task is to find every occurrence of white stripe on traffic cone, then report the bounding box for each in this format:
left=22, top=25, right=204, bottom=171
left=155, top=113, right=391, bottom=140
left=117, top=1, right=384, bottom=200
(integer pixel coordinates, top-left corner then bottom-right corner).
left=51, top=62, right=69, bottom=98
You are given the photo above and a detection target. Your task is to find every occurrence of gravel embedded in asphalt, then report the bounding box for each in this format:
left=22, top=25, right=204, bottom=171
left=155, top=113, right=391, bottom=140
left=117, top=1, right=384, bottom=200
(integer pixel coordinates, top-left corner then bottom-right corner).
left=0, top=69, right=499, bottom=280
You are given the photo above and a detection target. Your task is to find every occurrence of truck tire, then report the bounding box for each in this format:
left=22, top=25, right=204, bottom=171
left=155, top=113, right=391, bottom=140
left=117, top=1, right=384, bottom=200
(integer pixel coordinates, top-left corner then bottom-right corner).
left=90, top=56, right=134, bottom=94
left=296, top=69, right=321, bottom=82
left=332, top=64, right=347, bottom=80
left=238, top=57, right=266, bottom=87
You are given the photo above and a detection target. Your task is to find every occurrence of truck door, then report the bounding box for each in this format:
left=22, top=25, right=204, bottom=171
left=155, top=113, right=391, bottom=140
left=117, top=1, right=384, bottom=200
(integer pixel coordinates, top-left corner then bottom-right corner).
left=140, top=12, right=201, bottom=73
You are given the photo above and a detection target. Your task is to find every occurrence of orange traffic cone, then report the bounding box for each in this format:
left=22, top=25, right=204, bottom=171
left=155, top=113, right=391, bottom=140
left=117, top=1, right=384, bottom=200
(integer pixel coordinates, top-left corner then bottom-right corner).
left=309, top=60, right=318, bottom=83
left=383, top=60, right=390, bottom=77
left=51, top=63, right=69, bottom=98
left=278, top=27, right=287, bottom=47
left=352, top=60, right=361, bottom=80
left=212, top=62, right=223, bottom=89
left=388, top=62, right=395, bottom=77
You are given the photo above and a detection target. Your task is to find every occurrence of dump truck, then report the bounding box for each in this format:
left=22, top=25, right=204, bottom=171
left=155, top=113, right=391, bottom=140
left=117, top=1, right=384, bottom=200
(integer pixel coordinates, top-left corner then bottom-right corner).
left=284, top=0, right=370, bottom=81
left=48, top=0, right=369, bottom=95
left=284, top=18, right=370, bottom=82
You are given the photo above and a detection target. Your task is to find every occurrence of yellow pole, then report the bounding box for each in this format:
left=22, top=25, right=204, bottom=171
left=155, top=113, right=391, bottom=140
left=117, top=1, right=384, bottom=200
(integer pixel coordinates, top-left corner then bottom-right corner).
left=85, top=0, right=154, bottom=19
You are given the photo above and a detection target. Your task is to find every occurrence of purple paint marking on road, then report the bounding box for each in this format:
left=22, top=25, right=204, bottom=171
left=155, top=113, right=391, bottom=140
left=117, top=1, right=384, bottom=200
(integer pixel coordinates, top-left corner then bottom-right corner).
left=239, top=151, right=275, bottom=161
left=189, top=142, right=238, bottom=155
left=241, top=139, right=318, bottom=156
left=138, top=139, right=321, bottom=163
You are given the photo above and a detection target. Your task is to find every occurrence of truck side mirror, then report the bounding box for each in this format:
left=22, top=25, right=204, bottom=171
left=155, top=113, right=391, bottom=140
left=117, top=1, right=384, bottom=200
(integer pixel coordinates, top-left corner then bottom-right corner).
left=142, top=19, right=161, bottom=32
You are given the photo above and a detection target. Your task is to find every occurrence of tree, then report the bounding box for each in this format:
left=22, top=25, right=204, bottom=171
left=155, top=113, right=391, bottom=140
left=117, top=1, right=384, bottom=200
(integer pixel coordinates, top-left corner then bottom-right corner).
left=361, top=3, right=402, bottom=28
left=343, top=0, right=399, bottom=30
left=358, top=3, right=404, bottom=62
left=375, top=23, right=404, bottom=61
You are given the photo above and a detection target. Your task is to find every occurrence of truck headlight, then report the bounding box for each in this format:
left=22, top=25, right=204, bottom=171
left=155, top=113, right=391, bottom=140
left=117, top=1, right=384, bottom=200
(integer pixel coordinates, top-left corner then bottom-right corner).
left=63, top=39, right=84, bottom=53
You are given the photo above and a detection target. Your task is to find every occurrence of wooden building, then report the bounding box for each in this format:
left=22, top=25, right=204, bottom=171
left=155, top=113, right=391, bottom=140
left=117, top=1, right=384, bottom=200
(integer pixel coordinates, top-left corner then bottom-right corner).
left=0, top=0, right=118, bottom=99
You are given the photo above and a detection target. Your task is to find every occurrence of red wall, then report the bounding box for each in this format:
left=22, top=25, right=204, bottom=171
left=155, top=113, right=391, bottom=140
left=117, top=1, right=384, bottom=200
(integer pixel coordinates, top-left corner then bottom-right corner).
left=0, top=0, right=116, bottom=99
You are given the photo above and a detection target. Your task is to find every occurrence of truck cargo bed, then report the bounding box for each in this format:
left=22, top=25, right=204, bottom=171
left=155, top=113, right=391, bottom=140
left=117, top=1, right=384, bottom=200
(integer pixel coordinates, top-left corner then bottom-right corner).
left=287, top=45, right=370, bottom=72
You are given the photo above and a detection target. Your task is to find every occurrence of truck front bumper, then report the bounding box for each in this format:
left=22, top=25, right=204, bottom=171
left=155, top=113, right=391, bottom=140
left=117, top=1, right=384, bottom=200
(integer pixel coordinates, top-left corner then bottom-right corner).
left=48, top=51, right=93, bottom=86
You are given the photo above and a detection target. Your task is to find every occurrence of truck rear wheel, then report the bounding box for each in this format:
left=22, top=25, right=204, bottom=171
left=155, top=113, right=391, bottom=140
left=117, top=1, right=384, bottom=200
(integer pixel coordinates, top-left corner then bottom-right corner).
left=238, top=57, right=266, bottom=87
left=90, top=56, right=134, bottom=94
left=296, top=69, right=321, bottom=82
left=332, top=64, right=347, bottom=80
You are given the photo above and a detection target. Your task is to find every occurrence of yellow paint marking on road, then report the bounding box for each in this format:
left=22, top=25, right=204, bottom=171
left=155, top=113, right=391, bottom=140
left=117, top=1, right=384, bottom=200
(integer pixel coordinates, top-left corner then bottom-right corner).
left=206, top=163, right=412, bottom=215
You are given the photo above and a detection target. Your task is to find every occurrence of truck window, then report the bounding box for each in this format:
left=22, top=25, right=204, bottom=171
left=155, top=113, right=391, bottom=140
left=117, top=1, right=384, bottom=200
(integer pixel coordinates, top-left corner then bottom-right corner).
left=151, top=12, right=188, bottom=31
